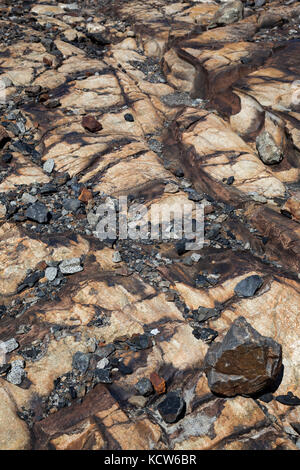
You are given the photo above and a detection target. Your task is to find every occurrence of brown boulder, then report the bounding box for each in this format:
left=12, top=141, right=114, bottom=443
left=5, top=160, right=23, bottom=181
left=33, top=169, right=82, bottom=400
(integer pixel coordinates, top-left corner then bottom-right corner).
left=204, top=316, right=282, bottom=397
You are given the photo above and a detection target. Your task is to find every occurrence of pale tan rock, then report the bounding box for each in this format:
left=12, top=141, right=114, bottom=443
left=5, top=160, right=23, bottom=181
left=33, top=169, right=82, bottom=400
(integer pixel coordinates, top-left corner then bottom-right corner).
left=0, top=386, right=31, bottom=450
left=51, top=418, right=105, bottom=450
left=0, top=224, right=89, bottom=296
left=0, top=204, right=6, bottom=220
left=282, top=193, right=300, bottom=223
left=0, top=154, right=49, bottom=192
left=230, top=91, right=265, bottom=137
left=163, top=49, right=196, bottom=93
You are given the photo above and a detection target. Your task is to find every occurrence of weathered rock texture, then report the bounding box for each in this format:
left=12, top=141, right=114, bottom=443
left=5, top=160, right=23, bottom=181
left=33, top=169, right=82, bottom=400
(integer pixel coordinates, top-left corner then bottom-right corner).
left=204, top=316, right=283, bottom=397
left=0, top=0, right=299, bottom=451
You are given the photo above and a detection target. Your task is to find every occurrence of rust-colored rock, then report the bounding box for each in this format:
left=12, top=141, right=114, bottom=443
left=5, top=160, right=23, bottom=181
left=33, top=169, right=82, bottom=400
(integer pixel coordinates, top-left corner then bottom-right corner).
left=150, top=372, right=166, bottom=395
left=82, top=115, right=103, bottom=133
left=78, top=188, right=93, bottom=203
left=43, top=57, right=53, bottom=67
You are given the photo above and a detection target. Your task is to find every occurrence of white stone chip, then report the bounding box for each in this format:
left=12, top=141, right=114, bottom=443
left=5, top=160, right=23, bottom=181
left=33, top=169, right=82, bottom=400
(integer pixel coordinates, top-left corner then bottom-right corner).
left=43, top=158, right=55, bottom=174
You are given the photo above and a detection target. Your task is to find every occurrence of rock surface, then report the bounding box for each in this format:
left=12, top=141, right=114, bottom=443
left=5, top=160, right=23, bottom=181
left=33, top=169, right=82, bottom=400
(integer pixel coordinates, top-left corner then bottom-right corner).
left=0, top=0, right=299, bottom=451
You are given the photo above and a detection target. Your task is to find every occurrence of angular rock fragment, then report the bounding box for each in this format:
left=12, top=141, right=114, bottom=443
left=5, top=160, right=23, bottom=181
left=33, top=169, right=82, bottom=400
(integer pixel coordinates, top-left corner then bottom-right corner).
left=78, top=188, right=93, bottom=203
left=212, top=0, right=244, bottom=26
left=192, top=327, right=218, bottom=344
left=256, top=131, right=284, bottom=165
left=150, top=372, right=166, bottom=395
left=43, top=159, right=55, bottom=174
left=234, top=275, right=263, bottom=298
left=72, top=352, right=90, bottom=374
left=59, top=258, right=83, bottom=275
left=62, top=198, right=81, bottom=212
left=95, top=344, right=116, bottom=359
left=275, top=392, right=300, bottom=406
left=2, top=338, right=19, bottom=354
left=135, top=378, right=154, bottom=397
left=112, top=251, right=122, bottom=263
left=157, top=392, right=185, bottom=423
left=82, top=115, right=103, bottom=133
left=194, top=306, right=219, bottom=323
left=25, top=202, right=50, bottom=224
left=204, top=317, right=283, bottom=397
left=6, top=359, right=26, bottom=385
left=94, top=368, right=112, bottom=384
left=45, top=267, right=58, bottom=281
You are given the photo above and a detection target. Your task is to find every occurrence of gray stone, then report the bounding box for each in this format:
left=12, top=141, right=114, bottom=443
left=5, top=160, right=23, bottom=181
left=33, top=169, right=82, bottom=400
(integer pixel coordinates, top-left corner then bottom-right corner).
left=95, top=344, right=116, bottom=359
left=256, top=131, right=283, bottom=165
left=6, top=359, right=26, bottom=385
left=62, top=198, right=81, bottom=212
left=234, top=275, right=263, bottom=298
left=3, top=338, right=19, bottom=353
left=45, top=267, right=58, bottom=281
left=43, top=158, right=55, bottom=174
left=190, top=253, right=201, bottom=263
left=59, top=258, right=83, bottom=274
left=213, top=0, right=244, bottom=26
left=112, top=251, right=122, bottom=263
left=94, top=368, right=112, bottom=384
left=195, top=306, right=219, bottom=323
left=21, top=192, right=37, bottom=204
left=204, top=316, right=282, bottom=397
left=135, top=378, right=154, bottom=397
left=96, top=358, right=109, bottom=369
left=72, top=351, right=90, bottom=374
left=25, top=202, right=50, bottom=224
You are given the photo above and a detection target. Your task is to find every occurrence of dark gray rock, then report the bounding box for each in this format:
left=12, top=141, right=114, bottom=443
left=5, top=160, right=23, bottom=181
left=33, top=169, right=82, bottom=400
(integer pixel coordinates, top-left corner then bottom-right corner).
left=63, top=198, right=81, bottom=212
left=234, top=275, right=263, bottom=297
left=135, top=378, right=153, bottom=397
left=25, top=202, right=50, bottom=223
left=72, top=352, right=90, bottom=374
left=256, top=131, right=283, bottom=164
left=157, top=392, right=185, bottom=423
left=204, top=316, right=282, bottom=397
left=127, top=334, right=152, bottom=351
left=194, top=306, right=219, bottom=323
left=192, top=328, right=218, bottom=344
left=275, top=392, right=300, bottom=406
left=95, top=343, right=116, bottom=359
left=94, top=368, right=112, bottom=384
